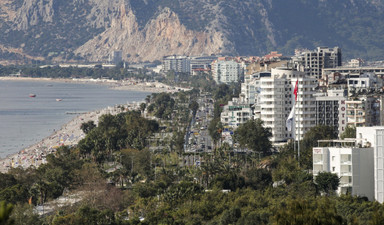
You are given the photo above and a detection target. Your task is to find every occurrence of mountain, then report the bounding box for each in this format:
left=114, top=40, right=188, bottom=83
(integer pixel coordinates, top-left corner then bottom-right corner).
left=0, top=0, right=384, bottom=64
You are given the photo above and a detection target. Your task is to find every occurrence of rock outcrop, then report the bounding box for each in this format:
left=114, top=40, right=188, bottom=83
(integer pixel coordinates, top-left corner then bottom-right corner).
left=74, top=6, right=228, bottom=62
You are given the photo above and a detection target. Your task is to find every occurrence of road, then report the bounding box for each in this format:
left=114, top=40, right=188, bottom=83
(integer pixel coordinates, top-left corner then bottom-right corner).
left=183, top=92, right=214, bottom=166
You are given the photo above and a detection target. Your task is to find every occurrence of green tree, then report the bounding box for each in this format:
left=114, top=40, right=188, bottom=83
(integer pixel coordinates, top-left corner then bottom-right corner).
left=340, top=126, right=356, bottom=140
left=315, top=171, right=340, bottom=195
left=0, top=201, right=14, bottom=225
left=234, top=119, right=272, bottom=155
left=208, top=118, right=223, bottom=148
left=300, top=125, right=337, bottom=169
left=189, top=100, right=199, bottom=116
left=245, top=168, right=273, bottom=190
left=80, top=120, right=96, bottom=134
left=139, top=102, right=146, bottom=114
left=272, top=198, right=344, bottom=225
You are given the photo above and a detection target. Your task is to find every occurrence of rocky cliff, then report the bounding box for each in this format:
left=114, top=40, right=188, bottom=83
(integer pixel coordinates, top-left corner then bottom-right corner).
left=0, top=0, right=384, bottom=64
left=74, top=5, right=230, bottom=62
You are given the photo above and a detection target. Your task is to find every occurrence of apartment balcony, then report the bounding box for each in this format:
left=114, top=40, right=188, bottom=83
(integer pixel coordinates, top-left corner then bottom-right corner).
left=340, top=172, right=352, bottom=176
left=341, top=160, right=352, bottom=165
left=261, top=111, right=274, bottom=115
left=313, top=160, right=323, bottom=165
left=339, top=183, right=352, bottom=188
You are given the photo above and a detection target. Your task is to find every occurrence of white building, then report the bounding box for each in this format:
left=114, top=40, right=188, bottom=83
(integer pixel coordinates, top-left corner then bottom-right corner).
left=241, top=72, right=270, bottom=105
left=347, top=73, right=382, bottom=96
left=313, top=143, right=374, bottom=200
left=346, top=96, right=381, bottom=127
left=259, top=69, right=294, bottom=142
left=220, top=98, right=253, bottom=129
left=355, top=127, right=384, bottom=203
left=293, top=76, right=317, bottom=141
left=162, top=55, right=191, bottom=73
left=212, top=60, right=241, bottom=84
left=257, top=67, right=317, bottom=142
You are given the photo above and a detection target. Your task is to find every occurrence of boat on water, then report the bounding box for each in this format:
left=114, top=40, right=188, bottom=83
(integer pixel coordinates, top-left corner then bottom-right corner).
left=56, top=99, right=62, bottom=102
left=29, top=94, right=36, bottom=97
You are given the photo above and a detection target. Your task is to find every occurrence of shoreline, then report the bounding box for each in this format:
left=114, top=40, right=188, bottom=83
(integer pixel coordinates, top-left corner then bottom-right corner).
left=0, top=102, right=144, bottom=173
left=0, top=76, right=190, bottom=93
left=0, top=77, right=190, bottom=173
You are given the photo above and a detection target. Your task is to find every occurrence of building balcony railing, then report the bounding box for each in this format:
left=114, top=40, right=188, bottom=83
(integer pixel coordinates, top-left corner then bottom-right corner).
left=313, top=160, right=323, bottom=164
left=340, top=172, right=352, bottom=176
left=339, top=183, right=352, bottom=187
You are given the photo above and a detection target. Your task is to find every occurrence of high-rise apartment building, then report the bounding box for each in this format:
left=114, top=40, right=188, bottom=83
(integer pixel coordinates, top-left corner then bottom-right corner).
left=315, top=89, right=347, bottom=136
left=162, top=55, right=191, bottom=73
left=346, top=96, right=381, bottom=127
left=293, top=76, right=317, bottom=141
left=292, top=47, right=342, bottom=79
left=212, top=60, right=241, bottom=84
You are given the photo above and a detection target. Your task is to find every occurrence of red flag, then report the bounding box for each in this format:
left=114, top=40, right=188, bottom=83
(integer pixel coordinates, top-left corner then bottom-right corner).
left=293, top=79, right=298, bottom=101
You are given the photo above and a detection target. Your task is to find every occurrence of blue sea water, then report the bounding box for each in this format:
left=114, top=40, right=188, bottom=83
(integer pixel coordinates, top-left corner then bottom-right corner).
left=0, top=80, right=151, bottom=158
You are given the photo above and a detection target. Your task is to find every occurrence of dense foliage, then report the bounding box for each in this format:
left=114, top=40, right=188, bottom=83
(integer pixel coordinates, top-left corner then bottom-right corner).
left=234, top=119, right=272, bottom=155
left=0, top=85, right=383, bottom=224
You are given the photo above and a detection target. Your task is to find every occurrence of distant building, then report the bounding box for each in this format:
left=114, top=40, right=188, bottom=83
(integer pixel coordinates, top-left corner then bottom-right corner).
left=189, top=56, right=217, bottom=74
left=346, top=96, right=381, bottom=127
left=292, top=47, right=342, bottom=79
left=241, top=72, right=270, bottom=105
left=323, top=67, right=384, bottom=77
left=220, top=98, right=253, bottom=129
left=315, top=89, right=347, bottom=136
left=347, top=73, right=383, bottom=96
left=112, top=50, right=122, bottom=65
left=212, top=60, right=241, bottom=84
left=162, top=55, right=191, bottom=73
left=348, top=58, right=365, bottom=67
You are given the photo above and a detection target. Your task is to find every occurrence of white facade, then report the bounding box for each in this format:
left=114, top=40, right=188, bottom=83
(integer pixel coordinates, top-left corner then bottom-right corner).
left=240, top=72, right=270, bottom=105
left=347, top=73, right=382, bottom=95
left=212, top=60, right=241, bottom=84
left=293, top=76, right=317, bottom=141
left=162, top=55, right=191, bottom=73
left=259, top=74, right=291, bottom=142
left=356, top=127, right=384, bottom=203
left=346, top=96, right=381, bottom=127
left=313, top=146, right=374, bottom=200
left=258, top=68, right=311, bottom=142
left=220, top=99, right=253, bottom=129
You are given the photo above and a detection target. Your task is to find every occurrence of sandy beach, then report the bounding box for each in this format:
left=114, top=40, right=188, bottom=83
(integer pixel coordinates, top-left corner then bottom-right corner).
left=0, top=77, right=190, bottom=173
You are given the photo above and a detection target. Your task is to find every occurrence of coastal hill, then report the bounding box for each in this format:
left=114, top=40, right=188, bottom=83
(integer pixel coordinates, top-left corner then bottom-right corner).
left=1, top=0, right=384, bottom=64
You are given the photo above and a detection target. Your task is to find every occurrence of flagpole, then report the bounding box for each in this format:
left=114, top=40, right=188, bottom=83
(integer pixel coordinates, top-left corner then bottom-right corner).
left=297, top=78, right=300, bottom=166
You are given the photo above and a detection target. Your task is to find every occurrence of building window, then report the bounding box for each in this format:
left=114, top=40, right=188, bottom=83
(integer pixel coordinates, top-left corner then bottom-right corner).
left=332, top=167, right=335, bottom=172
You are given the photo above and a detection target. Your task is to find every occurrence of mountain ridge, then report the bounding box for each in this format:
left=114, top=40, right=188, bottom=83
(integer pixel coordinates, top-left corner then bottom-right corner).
left=0, top=0, right=384, bottom=64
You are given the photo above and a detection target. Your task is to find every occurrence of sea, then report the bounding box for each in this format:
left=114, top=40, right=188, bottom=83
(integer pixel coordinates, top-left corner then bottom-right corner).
left=0, top=80, right=151, bottom=158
